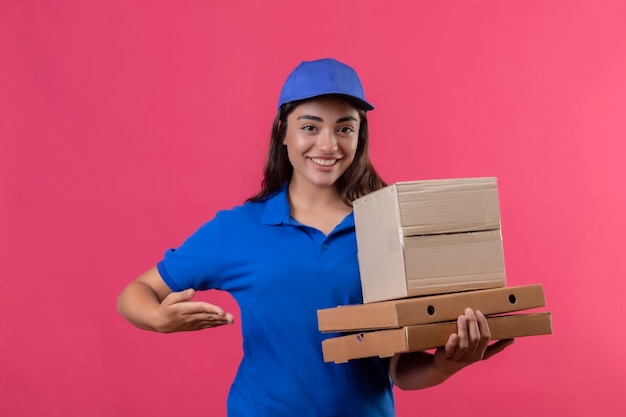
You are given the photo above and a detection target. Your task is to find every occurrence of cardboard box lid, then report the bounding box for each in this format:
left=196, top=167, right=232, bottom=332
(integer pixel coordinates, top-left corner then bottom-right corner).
left=397, top=178, right=501, bottom=235
left=322, top=312, right=553, bottom=363
left=353, top=177, right=501, bottom=237
left=318, top=284, right=545, bottom=332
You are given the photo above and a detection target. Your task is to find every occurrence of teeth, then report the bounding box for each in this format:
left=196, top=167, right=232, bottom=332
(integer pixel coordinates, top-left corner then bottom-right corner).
left=311, top=158, right=337, bottom=166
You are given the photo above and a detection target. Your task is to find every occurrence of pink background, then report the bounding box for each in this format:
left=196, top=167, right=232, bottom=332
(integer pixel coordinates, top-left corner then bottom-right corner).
left=2, top=1, right=625, bottom=415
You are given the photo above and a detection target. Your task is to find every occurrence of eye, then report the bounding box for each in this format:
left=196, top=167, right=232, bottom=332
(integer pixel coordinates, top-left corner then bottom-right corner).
left=338, top=126, right=355, bottom=134
left=301, top=125, right=316, bottom=132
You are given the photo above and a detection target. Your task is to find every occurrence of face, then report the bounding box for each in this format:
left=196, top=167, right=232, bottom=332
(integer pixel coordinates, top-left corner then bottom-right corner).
left=282, top=96, right=360, bottom=191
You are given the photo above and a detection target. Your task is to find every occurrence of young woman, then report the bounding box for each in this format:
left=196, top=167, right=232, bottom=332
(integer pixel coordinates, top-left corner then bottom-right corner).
left=117, top=58, right=513, bottom=416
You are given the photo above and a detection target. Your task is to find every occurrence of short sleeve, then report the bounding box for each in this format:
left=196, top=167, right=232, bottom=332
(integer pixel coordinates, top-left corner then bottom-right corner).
left=156, top=216, right=224, bottom=292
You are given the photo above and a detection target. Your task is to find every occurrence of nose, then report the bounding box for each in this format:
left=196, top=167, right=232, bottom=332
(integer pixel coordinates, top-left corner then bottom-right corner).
left=316, top=129, right=338, bottom=153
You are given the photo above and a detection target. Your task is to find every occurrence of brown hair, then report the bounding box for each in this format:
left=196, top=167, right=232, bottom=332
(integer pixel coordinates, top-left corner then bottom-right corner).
left=248, top=97, right=386, bottom=206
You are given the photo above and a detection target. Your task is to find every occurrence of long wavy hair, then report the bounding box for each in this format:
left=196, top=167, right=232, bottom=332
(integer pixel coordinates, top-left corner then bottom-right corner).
left=248, top=97, right=386, bottom=206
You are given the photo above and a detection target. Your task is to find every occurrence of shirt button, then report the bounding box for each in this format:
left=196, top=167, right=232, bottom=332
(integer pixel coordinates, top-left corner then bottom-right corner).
left=322, top=243, right=328, bottom=249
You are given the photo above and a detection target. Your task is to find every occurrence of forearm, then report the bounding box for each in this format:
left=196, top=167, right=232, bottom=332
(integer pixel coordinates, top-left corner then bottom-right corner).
left=117, top=280, right=163, bottom=331
left=389, top=351, right=453, bottom=390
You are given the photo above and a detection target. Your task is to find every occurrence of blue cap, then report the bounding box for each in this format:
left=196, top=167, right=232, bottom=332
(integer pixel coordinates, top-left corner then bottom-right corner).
left=278, top=58, right=374, bottom=111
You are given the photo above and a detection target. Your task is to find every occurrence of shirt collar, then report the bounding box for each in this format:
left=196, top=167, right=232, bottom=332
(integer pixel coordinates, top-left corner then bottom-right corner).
left=261, top=185, right=291, bottom=225
left=260, top=184, right=355, bottom=232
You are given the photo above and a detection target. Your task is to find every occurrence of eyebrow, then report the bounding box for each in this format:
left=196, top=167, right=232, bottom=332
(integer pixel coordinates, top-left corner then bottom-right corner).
left=296, top=115, right=359, bottom=123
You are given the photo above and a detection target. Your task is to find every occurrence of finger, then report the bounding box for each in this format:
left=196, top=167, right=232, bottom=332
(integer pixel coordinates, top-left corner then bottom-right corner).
left=464, top=308, right=482, bottom=354
left=178, top=301, right=229, bottom=319
left=452, top=314, right=469, bottom=359
left=474, top=310, right=492, bottom=355
left=443, top=333, right=458, bottom=357
left=162, top=290, right=227, bottom=315
left=199, top=311, right=232, bottom=324
left=204, top=309, right=234, bottom=323
left=186, top=311, right=234, bottom=329
left=214, top=311, right=235, bottom=324
left=483, top=339, right=515, bottom=360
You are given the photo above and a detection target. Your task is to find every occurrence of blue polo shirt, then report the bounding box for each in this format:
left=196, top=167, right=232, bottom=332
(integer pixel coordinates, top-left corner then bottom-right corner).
left=157, top=185, right=395, bottom=416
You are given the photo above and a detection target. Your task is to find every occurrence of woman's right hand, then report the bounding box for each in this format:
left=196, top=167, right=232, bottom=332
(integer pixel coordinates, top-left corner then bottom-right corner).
left=117, top=266, right=234, bottom=333
left=153, top=288, right=235, bottom=333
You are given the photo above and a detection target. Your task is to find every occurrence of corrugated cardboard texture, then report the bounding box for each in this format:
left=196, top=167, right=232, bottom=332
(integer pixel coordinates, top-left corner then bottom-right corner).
left=395, top=178, right=501, bottom=235
left=318, top=284, right=545, bottom=332
left=322, top=312, right=552, bottom=363
left=404, top=230, right=505, bottom=296
left=353, top=177, right=505, bottom=303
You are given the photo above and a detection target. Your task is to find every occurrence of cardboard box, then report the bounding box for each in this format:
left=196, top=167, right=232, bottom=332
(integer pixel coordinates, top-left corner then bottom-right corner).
left=353, top=177, right=505, bottom=303
left=322, top=312, right=552, bottom=363
left=318, top=284, right=546, bottom=332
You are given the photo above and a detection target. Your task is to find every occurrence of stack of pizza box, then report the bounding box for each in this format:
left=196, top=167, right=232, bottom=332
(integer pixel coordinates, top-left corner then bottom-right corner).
left=318, top=177, right=552, bottom=363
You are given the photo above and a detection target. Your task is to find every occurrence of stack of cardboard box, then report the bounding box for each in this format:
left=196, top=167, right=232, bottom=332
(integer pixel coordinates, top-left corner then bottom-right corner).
left=319, top=177, right=551, bottom=363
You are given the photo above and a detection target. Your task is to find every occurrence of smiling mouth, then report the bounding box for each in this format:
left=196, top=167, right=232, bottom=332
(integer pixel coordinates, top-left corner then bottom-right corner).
left=310, top=157, right=339, bottom=166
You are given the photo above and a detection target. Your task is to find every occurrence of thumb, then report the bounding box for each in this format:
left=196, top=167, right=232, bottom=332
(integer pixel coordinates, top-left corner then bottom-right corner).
left=444, top=333, right=458, bottom=357
left=163, top=288, right=195, bottom=305
left=483, top=339, right=515, bottom=360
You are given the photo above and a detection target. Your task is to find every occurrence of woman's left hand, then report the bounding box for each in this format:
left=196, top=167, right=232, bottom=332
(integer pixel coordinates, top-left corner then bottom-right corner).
left=434, top=308, right=514, bottom=377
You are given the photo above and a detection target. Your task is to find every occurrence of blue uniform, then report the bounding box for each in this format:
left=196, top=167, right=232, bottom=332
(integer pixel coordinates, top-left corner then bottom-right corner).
left=157, top=185, right=395, bottom=416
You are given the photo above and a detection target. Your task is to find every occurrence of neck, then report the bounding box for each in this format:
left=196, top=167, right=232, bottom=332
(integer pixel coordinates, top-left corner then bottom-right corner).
left=287, top=178, right=344, bottom=208
left=287, top=179, right=352, bottom=235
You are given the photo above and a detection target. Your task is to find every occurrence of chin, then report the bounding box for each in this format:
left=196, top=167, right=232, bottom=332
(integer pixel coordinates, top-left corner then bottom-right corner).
left=309, top=177, right=341, bottom=189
